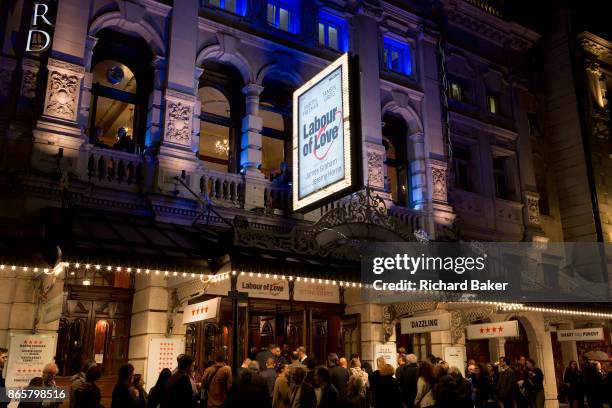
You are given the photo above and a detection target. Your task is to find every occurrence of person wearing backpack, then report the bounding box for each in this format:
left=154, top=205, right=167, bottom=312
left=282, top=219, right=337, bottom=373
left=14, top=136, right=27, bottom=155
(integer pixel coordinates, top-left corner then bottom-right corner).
left=201, top=354, right=232, bottom=408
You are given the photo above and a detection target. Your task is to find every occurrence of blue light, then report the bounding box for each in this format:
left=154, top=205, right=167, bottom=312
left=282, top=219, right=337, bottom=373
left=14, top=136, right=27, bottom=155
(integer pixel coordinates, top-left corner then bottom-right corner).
left=383, top=36, right=412, bottom=76
left=267, top=0, right=300, bottom=34
left=318, top=10, right=348, bottom=52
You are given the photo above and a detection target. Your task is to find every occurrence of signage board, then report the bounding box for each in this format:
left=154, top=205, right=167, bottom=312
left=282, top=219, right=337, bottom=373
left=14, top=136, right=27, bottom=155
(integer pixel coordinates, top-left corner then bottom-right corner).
left=4, top=333, right=57, bottom=388
left=293, top=281, right=340, bottom=303
left=203, top=277, right=231, bottom=296
left=444, top=346, right=466, bottom=371
left=400, top=313, right=451, bottom=334
left=557, top=328, right=604, bottom=342
left=466, top=321, right=519, bottom=340
left=145, top=338, right=185, bottom=392
left=182, top=297, right=221, bottom=324
left=373, top=343, right=397, bottom=370
left=292, top=53, right=361, bottom=212
left=237, top=275, right=289, bottom=300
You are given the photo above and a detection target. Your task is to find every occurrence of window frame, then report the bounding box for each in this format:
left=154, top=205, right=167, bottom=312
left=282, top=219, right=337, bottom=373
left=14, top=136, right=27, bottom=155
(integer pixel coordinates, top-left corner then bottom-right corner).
left=493, top=156, right=510, bottom=200
left=318, top=20, right=341, bottom=51
left=381, top=36, right=413, bottom=77
left=452, top=144, right=471, bottom=192
left=205, top=0, right=246, bottom=15
left=198, top=86, right=235, bottom=168
left=266, top=0, right=294, bottom=33
left=487, top=93, right=501, bottom=115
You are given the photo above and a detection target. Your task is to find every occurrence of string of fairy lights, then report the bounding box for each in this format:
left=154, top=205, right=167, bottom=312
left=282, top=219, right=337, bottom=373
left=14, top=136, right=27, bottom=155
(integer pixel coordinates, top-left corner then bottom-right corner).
left=3, top=262, right=612, bottom=318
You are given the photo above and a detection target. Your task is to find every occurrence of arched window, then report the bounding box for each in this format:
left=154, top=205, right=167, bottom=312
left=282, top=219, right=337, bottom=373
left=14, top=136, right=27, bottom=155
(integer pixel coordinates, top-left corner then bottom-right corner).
left=198, top=61, right=244, bottom=172
left=88, top=30, right=153, bottom=152
left=199, top=86, right=232, bottom=171
left=382, top=113, right=409, bottom=207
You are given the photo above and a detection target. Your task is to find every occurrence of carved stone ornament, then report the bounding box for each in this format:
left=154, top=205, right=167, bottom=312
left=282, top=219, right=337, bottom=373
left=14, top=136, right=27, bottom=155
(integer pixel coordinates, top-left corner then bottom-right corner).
left=166, top=101, right=192, bottom=145
left=233, top=188, right=417, bottom=261
left=591, top=110, right=610, bottom=140
left=383, top=305, right=396, bottom=342
left=580, top=38, right=608, bottom=57
left=450, top=307, right=496, bottom=343
left=0, top=68, right=12, bottom=100
left=526, top=195, right=540, bottom=226
left=431, top=167, right=447, bottom=201
left=45, top=71, right=80, bottom=120
left=367, top=151, right=384, bottom=189
left=22, top=69, right=38, bottom=99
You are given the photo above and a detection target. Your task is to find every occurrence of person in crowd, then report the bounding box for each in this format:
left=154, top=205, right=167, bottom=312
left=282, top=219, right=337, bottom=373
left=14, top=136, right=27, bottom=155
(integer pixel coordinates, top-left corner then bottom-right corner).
left=347, top=376, right=366, bottom=408
left=297, top=347, right=312, bottom=367
left=328, top=353, right=349, bottom=400
left=361, top=361, right=373, bottom=377
left=274, top=346, right=289, bottom=370
left=369, top=360, right=401, bottom=408
left=132, top=373, right=148, bottom=408
left=585, top=360, right=605, bottom=408
left=348, top=357, right=369, bottom=394
left=563, top=360, right=583, bottom=408
left=74, top=364, right=102, bottom=408
left=304, top=360, right=316, bottom=388
left=17, top=377, right=44, bottom=408
left=1, top=347, right=9, bottom=408
left=162, top=354, right=195, bottom=408
left=256, top=346, right=275, bottom=371
left=226, top=361, right=270, bottom=408
left=470, top=363, right=493, bottom=408
left=148, top=368, right=171, bottom=408
left=397, top=354, right=407, bottom=368
left=496, top=357, right=516, bottom=408
left=520, top=358, right=544, bottom=408
left=201, top=354, right=232, bottom=408
left=113, top=127, right=135, bottom=153
left=396, top=353, right=418, bottom=408
left=414, top=360, right=436, bottom=408
left=112, top=363, right=136, bottom=408
left=314, top=367, right=339, bottom=408
left=40, top=363, right=61, bottom=408
left=272, top=363, right=291, bottom=408
left=70, top=360, right=96, bottom=408
left=434, top=361, right=449, bottom=380
left=339, top=357, right=348, bottom=369
left=261, top=357, right=278, bottom=398
left=238, top=358, right=252, bottom=379
left=289, top=366, right=316, bottom=408
left=514, top=356, right=529, bottom=408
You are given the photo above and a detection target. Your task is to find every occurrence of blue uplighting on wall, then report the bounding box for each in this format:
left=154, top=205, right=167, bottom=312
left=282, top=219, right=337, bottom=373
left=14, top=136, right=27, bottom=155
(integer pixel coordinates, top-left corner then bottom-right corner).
left=266, top=0, right=300, bottom=34
left=318, top=10, right=348, bottom=52
left=382, top=36, right=412, bottom=76
left=206, top=0, right=247, bottom=16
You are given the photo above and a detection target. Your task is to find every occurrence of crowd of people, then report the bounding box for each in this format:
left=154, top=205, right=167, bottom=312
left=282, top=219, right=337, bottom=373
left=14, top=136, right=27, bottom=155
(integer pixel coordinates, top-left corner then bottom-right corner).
left=4, top=343, right=612, bottom=408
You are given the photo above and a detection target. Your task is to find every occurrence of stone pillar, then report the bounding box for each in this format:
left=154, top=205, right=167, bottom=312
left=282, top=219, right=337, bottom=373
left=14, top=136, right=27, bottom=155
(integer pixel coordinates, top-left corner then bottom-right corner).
left=241, top=83, right=266, bottom=210
left=558, top=322, right=578, bottom=367
left=146, top=56, right=167, bottom=149
left=344, top=296, right=384, bottom=366
left=0, top=56, right=17, bottom=133
left=489, top=338, right=506, bottom=362
left=353, top=9, right=384, bottom=192
left=128, top=275, right=179, bottom=379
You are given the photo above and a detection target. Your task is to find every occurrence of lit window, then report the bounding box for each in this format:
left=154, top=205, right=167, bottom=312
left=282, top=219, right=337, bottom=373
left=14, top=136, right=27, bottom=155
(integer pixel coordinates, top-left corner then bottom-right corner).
left=317, top=11, right=348, bottom=52
left=199, top=86, right=232, bottom=172
left=382, top=37, right=412, bottom=76
left=488, top=94, right=500, bottom=114
left=207, top=0, right=245, bottom=15
left=450, top=82, right=463, bottom=101
left=267, top=1, right=297, bottom=32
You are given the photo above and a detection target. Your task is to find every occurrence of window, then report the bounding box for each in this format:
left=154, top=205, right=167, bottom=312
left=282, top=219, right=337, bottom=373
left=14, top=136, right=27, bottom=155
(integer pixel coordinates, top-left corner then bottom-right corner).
left=382, top=113, right=409, bottom=207
left=382, top=36, right=412, bottom=76
left=317, top=11, right=347, bottom=52
left=487, top=94, right=500, bottom=114
left=207, top=0, right=246, bottom=15
left=453, top=145, right=471, bottom=191
left=493, top=156, right=509, bottom=199
left=267, top=1, right=298, bottom=33
left=199, top=87, right=232, bottom=172
left=260, top=103, right=286, bottom=179
left=450, top=81, right=463, bottom=102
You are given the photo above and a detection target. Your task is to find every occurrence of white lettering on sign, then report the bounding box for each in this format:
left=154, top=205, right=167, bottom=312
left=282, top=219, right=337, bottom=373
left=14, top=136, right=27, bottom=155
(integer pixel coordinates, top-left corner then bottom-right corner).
left=238, top=276, right=289, bottom=300
left=26, top=2, right=54, bottom=53
left=294, top=281, right=340, bottom=303
left=557, top=328, right=604, bottom=342
left=5, top=334, right=57, bottom=388
left=400, top=313, right=451, bottom=334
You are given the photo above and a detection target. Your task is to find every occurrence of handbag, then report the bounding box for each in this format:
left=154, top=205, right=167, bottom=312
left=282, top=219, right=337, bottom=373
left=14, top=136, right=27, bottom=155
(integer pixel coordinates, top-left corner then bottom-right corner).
left=557, top=382, right=569, bottom=403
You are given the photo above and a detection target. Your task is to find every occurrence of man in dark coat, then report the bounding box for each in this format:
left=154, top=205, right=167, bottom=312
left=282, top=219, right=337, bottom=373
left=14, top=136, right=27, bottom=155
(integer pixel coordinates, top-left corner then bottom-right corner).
left=314, top=367, right=340, bottom=408
left=327, top=353, right=349, bottom=400
left=161, top=354, right=195, bottom=408
left=496, top=357, right=516, bottom=408
left=256, top=346, right=275, bottom=371
left=396, top=353, right=418, bottom=408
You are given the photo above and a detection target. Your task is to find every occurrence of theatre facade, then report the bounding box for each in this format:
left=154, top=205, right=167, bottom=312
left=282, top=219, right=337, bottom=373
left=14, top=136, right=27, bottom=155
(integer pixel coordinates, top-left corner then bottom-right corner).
left=1, top=0, right=611, bottom=406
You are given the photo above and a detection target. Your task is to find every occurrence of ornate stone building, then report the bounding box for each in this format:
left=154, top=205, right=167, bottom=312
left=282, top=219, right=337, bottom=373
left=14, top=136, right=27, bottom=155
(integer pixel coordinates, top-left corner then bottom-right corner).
left=0, top=0, right=610, bottom=406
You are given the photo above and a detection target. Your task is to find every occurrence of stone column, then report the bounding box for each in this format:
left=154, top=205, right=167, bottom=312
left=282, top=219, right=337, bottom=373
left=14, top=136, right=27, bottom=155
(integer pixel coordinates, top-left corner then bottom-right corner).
left=241, top=83, right=266, bottom=210
left=352, top=8, right=385, bottom=192
left=489, top=338, right=506, bottom=362
left=146, top=56, right=167, bottom=150
left=558, top=322, right=578, bottom=367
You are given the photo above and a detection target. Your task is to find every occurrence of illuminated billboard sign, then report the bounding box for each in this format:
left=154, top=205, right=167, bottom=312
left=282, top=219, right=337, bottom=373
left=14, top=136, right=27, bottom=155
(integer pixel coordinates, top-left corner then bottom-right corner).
left=292, top=53, right=361, bottom=212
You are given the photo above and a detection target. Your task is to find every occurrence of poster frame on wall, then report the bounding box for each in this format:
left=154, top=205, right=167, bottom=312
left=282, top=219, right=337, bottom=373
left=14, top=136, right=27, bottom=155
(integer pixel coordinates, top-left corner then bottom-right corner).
left=292, top=53, right=362, bottom=212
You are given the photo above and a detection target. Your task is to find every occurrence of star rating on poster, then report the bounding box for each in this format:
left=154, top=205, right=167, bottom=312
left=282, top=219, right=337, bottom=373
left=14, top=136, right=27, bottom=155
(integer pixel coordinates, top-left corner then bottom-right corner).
left=479, top=326, right=504, bottom=334
left=191, top=306, right=209, bottom=316
left=16, top=369, right=42, bottom=374
left=22, top=339, right=44, bottom=345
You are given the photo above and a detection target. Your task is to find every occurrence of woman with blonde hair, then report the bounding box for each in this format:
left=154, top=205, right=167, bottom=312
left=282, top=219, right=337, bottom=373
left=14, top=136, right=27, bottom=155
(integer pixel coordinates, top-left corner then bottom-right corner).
left=349, top=357, right=369, bottom=393
left=369, top=358, right=402, bottom=408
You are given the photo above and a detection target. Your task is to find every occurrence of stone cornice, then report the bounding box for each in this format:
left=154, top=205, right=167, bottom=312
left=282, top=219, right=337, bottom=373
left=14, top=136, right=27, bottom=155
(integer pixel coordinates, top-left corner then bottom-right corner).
left=578, top=31, right=612, bottom=58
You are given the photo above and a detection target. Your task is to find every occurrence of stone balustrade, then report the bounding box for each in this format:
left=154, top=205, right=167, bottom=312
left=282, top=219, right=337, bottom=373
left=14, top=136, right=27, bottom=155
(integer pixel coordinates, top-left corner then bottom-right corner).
left=84, top=147, right=146, bottom=190
left=197, top=168, right=244, bottom=208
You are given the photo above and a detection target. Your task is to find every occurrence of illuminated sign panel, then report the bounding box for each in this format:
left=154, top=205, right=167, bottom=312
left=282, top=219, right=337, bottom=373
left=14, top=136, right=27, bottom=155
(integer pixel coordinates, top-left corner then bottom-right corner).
left=292, top=53, right=361, bottom=212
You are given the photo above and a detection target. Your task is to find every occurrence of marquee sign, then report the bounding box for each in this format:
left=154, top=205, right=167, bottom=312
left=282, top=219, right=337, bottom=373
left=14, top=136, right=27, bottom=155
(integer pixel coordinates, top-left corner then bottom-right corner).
left=466, top=321, right=519, bottom=339
left=557, top=328, right=604, bottom=342
left=400, top=313, right=451, bottom=334
left=292, top=53, right=361, bottom=212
